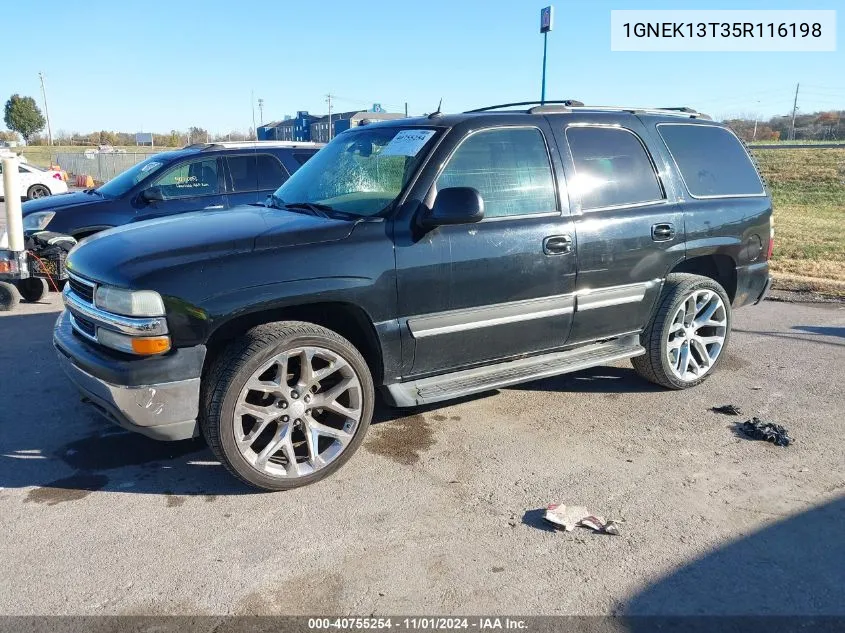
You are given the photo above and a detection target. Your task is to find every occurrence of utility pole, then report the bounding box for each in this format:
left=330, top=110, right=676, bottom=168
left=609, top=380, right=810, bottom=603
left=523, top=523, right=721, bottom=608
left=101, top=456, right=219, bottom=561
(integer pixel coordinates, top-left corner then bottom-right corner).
left=251, top=90, right=257, bottom=139
left=38, top=72, right=53, bottom=146
left=326, top=93, right=333, bottom=141
left=257, top=98, right=264, bottom=124
left=789, top=83, right=800, bottom=141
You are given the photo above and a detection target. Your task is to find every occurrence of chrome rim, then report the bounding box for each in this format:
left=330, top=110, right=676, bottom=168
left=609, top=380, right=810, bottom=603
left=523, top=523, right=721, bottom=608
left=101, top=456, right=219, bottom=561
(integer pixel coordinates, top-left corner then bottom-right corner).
left=666, top=289, right=727, bottom=382
left=31, top=186, right=48, bottom=198
left=234, top=346, right=363, bottom=479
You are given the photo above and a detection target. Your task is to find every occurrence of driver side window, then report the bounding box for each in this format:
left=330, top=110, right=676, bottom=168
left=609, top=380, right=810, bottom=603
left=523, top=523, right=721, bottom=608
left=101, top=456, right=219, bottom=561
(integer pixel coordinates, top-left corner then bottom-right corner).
left=436, top=127, right=557, bottom=218
left=153, top=158, right=220, bottom=199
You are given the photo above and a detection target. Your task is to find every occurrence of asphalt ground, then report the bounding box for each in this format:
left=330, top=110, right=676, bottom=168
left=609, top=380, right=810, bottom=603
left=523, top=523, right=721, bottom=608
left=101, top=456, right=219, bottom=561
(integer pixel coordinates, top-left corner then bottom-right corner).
left=0, top=291, right=843, bottom=617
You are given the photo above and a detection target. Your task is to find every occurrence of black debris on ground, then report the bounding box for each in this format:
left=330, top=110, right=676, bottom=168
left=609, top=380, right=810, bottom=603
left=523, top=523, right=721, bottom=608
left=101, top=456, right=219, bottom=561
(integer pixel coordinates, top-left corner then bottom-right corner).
left=736, top=417, right=793, bottom=447
left=712, top=404, right=742, bottom=416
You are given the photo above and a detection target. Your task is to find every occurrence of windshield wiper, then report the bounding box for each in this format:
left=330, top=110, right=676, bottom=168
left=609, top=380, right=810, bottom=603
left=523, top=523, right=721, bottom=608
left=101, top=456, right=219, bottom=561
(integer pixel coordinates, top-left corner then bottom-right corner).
left=279, top=201, right=361, bottom=220
left=83, top=188, right=104, bottom=197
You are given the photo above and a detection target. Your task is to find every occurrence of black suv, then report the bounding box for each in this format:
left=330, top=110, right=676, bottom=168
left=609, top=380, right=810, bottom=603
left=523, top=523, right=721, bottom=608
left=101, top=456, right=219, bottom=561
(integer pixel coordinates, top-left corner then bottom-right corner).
left=18, top=141, right=321, bottom=239
left=54, top=101, right=773, bottom=491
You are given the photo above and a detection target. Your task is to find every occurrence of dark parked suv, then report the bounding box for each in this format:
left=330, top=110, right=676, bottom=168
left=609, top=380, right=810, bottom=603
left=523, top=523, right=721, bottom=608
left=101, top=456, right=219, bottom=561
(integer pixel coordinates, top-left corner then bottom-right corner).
left=18, top=141, right=321, bottom=239
left=54, top=101, right=773, bottom=491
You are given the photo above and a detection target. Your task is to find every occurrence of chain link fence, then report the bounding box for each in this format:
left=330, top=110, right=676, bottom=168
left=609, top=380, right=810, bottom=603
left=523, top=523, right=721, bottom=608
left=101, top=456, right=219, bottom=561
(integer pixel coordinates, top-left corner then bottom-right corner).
left=54, top=151, right=159, bottom=184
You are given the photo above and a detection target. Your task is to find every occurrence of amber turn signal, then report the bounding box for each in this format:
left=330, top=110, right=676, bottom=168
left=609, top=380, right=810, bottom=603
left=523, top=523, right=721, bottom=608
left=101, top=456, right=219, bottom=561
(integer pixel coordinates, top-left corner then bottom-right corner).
left=130, top=336, right=171, bottom=355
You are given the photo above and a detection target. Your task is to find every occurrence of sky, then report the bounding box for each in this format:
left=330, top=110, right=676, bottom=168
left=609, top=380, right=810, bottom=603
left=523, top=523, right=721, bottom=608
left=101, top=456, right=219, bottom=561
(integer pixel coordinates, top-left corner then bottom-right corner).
left=2, top=0, right=843, bottom=136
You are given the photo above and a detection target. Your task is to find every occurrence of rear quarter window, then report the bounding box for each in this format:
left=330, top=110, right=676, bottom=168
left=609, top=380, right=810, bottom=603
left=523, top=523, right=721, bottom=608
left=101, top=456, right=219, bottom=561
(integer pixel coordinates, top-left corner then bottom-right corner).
left=657, top=124, right=764, bottom=198
left=292, top=151, right=317, bottom=166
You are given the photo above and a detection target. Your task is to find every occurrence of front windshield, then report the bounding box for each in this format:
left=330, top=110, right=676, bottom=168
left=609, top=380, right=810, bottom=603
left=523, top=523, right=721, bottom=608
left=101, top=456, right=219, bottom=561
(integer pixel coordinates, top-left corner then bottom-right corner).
left=96, top=155, right=169, bottom=197
left=272, top=126, right=439, bottom=217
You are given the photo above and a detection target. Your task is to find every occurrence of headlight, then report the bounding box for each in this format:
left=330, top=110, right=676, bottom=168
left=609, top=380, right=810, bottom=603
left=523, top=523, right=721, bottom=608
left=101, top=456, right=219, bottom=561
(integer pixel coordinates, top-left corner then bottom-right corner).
left=23, top=211, right=56, bottom=231
left=94, top=286, right=166, bottom=317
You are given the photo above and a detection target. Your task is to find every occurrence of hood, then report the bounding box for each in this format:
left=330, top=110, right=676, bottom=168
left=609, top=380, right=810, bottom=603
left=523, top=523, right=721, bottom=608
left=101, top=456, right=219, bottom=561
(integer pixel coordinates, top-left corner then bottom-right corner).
left=67, top=205, right=356, bottom=287
left=21, top=191, right=105, bottom=215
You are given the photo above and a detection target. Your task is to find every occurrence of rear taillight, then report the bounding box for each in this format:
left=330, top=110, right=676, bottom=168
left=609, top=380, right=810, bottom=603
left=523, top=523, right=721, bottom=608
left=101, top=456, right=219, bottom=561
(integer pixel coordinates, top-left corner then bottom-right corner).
left=766, top=225, right=775, bottom=260
left=52, top=172, right=63, bottom=180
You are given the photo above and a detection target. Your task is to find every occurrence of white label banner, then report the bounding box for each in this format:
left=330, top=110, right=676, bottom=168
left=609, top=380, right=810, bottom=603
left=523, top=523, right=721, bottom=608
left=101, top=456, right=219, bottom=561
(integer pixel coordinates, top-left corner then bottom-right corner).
left=611, top=10, right=836, bottom=52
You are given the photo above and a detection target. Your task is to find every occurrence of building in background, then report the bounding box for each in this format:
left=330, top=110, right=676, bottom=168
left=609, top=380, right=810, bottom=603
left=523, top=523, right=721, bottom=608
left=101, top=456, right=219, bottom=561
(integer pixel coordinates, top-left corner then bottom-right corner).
left=256, top=120, right=283, bottom=141
left=258, top=106, right=406, bottom=142
left=258, top=112, right=320, bottom=141
left=311, top=109, right=406, bottom=143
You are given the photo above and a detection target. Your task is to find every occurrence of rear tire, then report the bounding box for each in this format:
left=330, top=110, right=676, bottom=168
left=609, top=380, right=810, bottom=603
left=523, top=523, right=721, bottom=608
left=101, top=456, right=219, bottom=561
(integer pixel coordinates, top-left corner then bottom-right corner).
left=17, top=277, right=49, bottom=302
left=0, top=281, right=21, bottom=311
left=201, top=321, right=374, bottom=491
left=27, top=184, right=51, bottom=200
left=632, top=273, right=732, bottom=390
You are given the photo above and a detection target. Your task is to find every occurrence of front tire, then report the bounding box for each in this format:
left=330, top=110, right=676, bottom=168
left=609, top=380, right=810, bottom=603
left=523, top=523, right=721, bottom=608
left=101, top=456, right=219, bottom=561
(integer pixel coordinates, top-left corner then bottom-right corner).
left=201, top=321, right=374, bottom=491
left=633, top=273, right=731, bottom=389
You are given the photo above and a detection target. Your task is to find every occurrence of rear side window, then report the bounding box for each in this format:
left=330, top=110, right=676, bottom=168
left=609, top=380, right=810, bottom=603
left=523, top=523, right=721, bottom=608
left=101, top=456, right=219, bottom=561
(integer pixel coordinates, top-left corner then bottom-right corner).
left=565, top=127, right=664, bottom=211
left=256, top=154, right=288, bottom=190
left=227, top=155, right=258, bottom=193
left=657, top=124, right=764, bottom=197
left=436, top=127, right=557, bottom=218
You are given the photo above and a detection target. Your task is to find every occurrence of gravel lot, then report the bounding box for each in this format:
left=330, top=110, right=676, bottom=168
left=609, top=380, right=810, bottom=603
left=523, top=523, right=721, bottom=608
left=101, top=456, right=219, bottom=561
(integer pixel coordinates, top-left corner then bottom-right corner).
left=0, top=292, right=843, bottom=617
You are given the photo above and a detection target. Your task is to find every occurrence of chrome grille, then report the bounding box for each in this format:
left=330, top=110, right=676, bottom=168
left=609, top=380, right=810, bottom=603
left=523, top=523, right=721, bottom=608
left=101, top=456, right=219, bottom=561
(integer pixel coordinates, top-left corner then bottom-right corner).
left=73, top=314, right=96, bottom=338
left=68, top=275, right=95, bottom=304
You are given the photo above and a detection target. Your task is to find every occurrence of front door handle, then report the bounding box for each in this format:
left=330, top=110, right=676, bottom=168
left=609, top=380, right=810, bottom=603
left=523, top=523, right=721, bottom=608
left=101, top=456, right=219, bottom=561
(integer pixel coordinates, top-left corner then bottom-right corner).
left=543, top=235, right=573, bottom=255
left=651, top=223, right=676, bottom=241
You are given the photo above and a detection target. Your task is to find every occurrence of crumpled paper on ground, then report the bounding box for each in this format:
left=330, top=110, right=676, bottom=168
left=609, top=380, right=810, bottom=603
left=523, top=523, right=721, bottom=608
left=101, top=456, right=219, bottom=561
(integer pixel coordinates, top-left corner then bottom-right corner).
left=543, top=504, right=622, bottom=535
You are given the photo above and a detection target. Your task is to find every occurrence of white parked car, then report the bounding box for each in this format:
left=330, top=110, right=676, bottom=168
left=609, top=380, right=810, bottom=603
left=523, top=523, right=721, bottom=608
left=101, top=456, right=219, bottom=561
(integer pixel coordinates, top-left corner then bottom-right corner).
left=0, top=161, right=68, bottom=200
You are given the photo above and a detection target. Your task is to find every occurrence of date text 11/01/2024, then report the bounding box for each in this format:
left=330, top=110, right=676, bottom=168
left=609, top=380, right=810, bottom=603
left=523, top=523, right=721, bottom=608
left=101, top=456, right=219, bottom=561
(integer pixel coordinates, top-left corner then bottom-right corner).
left=307, top=617, right=528, bottom=630
left=622, top=22, right=823, bottom=38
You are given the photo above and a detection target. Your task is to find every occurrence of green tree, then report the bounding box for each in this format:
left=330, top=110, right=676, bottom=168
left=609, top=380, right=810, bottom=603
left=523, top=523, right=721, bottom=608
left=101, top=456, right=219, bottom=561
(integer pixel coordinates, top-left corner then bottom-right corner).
left=3, top=94, right=46, bottom=142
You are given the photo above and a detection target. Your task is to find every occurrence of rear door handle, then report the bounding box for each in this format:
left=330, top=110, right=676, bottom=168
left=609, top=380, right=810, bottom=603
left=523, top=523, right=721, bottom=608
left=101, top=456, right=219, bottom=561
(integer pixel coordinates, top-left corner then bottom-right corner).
left=543, top=235, right=573, bottom=255
left=651, top=223, right=675, bottom=241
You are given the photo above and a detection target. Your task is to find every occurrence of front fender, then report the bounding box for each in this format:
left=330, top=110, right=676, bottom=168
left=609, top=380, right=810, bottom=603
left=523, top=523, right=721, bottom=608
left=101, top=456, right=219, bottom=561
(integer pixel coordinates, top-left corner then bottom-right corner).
left=164, top=275, right=391, bottom=348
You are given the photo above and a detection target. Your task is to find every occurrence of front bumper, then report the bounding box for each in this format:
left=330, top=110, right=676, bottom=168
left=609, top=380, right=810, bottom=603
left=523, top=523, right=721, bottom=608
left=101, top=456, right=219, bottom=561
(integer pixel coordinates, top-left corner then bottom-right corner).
left=54, top=310, right=204, bottom=441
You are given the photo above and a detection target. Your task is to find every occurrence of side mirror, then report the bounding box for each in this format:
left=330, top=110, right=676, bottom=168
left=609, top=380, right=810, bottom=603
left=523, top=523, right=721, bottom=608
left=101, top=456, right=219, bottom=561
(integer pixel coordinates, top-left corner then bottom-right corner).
left=141, top=186, right=164, bottom=203
left=420, top=187, right=484, bottom=228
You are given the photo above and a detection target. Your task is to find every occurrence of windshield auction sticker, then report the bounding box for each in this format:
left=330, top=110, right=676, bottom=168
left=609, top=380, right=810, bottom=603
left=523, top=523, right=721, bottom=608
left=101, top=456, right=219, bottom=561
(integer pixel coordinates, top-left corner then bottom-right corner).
left=381, top=130, right=436, bottom=157
left=611, top=10, right=836, bottom=51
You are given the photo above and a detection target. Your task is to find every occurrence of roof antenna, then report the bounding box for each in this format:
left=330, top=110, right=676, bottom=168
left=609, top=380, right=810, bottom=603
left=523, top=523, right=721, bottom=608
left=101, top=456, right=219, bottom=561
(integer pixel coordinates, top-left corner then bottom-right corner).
left=428, top=98, right=443, bottom=119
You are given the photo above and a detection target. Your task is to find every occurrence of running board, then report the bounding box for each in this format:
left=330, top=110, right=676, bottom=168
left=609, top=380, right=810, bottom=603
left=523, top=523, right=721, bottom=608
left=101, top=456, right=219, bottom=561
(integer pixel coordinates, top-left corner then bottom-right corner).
left=383, top=334, right=645, bottom=407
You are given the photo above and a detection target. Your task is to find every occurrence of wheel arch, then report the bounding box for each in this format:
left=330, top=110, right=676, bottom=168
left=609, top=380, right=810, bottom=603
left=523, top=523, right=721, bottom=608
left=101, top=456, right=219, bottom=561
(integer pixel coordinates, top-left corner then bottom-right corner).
left=204, top=302, right=385, bottom=385
left=669, top=254, right=737, bottom=302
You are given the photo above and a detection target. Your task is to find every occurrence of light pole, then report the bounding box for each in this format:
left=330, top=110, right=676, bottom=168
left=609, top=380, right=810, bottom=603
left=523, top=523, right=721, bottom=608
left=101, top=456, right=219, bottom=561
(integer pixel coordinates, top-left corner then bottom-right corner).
left=38, top=72, right=53, bottom=146
left=540, top=6, right=554, bottom=105
left=752, top=100, right=761, bottom=141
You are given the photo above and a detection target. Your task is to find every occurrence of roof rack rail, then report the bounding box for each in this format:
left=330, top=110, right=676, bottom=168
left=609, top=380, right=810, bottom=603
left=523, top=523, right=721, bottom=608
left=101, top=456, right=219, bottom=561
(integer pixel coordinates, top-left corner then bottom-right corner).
left=464, top=100, right=584, bottom=113
left=561, top=105, right=711, bottom=120
left=183, top=140, right=324, bottom=151
left=463, top=102, right=710, bottom=120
